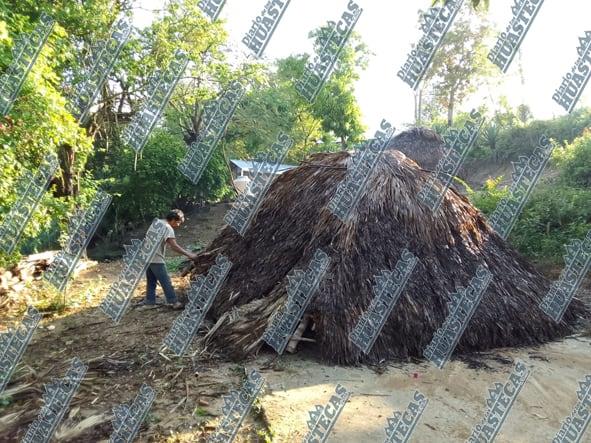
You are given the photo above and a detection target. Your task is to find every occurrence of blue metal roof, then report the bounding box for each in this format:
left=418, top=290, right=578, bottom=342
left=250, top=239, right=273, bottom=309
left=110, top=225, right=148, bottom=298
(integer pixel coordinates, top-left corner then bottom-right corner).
left=230, top=159, right=296, bottom=174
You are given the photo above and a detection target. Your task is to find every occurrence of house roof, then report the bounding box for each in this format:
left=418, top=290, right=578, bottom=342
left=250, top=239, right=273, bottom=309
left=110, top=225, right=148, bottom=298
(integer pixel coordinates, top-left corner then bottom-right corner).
left=229, top=159, right=296, bottom=175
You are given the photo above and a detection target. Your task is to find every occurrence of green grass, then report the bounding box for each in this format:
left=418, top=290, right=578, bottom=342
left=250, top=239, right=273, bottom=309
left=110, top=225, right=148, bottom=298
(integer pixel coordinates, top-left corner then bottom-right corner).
left=165, top=256, right=187, bottom=273
left=193, top=407, right=211, bottom=417
left=165, top=244, right=202, bottom=273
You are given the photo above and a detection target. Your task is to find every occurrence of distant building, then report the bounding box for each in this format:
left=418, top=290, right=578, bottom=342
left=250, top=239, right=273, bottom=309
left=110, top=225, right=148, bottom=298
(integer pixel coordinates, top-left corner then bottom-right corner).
left=229, top=159, right=296, bottom=195
left=229, top=159, right=296, bottom=180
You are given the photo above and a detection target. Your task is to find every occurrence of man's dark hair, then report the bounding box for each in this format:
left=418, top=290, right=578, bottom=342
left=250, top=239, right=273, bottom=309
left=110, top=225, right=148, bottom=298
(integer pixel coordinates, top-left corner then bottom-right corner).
left=166, top=209, right=185, bottom=222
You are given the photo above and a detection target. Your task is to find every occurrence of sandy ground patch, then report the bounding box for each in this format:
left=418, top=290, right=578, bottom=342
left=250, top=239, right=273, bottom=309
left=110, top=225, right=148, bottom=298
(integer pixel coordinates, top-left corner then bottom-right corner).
left=257, top=338, right=591, bottom=442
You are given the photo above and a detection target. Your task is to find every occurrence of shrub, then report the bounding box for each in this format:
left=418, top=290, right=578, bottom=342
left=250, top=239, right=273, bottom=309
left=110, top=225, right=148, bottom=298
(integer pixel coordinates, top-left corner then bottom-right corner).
left=555, top=128, right=591, bottom=188
left=510, top=185, right=591, bottom=263
left=99, top=129, right=233, bottom=238
left=468, top=130, right=591, bottom=263
left=465, top=107, right=591, bottom=162
left=467, top=176, right=509, bottom=215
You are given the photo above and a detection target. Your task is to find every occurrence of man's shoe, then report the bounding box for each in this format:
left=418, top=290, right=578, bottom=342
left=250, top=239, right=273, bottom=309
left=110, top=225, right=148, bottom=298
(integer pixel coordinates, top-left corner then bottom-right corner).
left=134, top=299, right=163, bottom=310
left=169, top=301, right=184, bottom=310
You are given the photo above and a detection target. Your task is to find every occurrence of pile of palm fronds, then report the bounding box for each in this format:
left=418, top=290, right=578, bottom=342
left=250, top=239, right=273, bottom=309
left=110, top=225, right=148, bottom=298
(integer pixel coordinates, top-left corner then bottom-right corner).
left=187, top=129, right=588, bottom=365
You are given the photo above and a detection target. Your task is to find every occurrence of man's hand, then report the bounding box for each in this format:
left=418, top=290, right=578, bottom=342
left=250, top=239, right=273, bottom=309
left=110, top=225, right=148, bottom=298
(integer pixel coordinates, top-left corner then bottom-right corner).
left=187, top=252, right=198, bottom=261
left=167, top=238, right=198, bottom=260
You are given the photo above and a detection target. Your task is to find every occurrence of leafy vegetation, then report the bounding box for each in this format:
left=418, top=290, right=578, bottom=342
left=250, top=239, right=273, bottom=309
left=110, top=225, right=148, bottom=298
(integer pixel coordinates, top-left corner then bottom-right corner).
left=1, top=0, right=589, bottom=270
left=469, top=130, right=591, bottom=263
left=420, top=0, right=591, bottom=264
left=435, top=0, right=490, bottom=9
left=0, top=0, right=368, bottom=264
left=471, top=108, right=591, bottom=161
left=467, top=176, right=509, bottom=215
left=418, top=12, right=494, bottom=127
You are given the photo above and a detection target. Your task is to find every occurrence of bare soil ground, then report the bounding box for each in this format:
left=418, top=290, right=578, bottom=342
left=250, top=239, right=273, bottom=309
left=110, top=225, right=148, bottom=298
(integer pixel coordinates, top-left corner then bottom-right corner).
left=0, top=203, right=589, bottom=442
left=462, top=158, right=562, bottom=192
left=462, top=158, right=515, bottom=190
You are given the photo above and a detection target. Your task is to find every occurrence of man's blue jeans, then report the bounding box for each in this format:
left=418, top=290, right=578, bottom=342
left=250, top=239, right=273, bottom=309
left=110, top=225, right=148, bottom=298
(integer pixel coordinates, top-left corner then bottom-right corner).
left=145, top=263, right=178, bottom=304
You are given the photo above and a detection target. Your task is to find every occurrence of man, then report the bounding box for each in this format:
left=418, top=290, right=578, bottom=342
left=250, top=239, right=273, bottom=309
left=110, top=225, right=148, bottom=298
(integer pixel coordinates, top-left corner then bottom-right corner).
left=141, top=209, right=197, bottom=309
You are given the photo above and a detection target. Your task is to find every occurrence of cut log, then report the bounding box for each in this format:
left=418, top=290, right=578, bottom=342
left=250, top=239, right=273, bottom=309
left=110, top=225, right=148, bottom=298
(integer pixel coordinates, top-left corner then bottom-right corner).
left=22, top=251, right=58, bottom=263
left=0, top=251, right=58, bottom=313
left=286, top=315, right=311, bottom=354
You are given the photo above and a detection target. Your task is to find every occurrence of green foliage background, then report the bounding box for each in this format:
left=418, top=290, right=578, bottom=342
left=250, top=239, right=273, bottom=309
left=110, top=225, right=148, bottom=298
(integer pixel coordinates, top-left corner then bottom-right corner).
left=0, top=0, right=589, bottom=269
left=468, top=130, right=591, bottom=263
left=0, top=0, right=370, bottom=265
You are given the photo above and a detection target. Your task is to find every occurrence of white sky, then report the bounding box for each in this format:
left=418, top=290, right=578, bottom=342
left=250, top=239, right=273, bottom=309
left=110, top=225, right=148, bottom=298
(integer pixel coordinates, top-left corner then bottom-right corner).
left=132, top=0, right=591, bottom=136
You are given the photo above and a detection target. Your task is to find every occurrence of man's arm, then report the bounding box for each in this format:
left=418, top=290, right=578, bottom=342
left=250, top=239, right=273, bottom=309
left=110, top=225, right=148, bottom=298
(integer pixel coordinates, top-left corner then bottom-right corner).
left=166, top=238, right=197, bottom=260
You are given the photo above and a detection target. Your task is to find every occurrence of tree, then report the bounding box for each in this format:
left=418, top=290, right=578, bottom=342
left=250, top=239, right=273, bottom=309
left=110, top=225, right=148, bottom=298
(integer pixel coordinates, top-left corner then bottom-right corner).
left=517, top=104, right=533, bottom=126
left=305, top=27, right=369, bottom=148
left=420, top=13, right=495, bottom=126
left=88, top=0, right=252, bottom=230
left=0, top=0, right=246, bottom=255
left=225, top=55, right=329, bottom=164
left=88, top=0, right=235, bottom=161
left=227, top=24, right=369, bottom=163
left=493, top=96, right=517, bottom=127
left=0, top=1, right=104, bottom=262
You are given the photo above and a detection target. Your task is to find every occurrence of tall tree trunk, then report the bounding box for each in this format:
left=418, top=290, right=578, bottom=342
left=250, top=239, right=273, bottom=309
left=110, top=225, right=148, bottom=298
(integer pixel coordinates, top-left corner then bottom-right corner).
left=447, top=89, right=455, bottom=127
left=417, top=89, right=423, bottom=126
left=55, top=143, right=76, bottom=197
left=184, top=96, right=206, bottom=145
left=414, top=91, right=419, bottom=125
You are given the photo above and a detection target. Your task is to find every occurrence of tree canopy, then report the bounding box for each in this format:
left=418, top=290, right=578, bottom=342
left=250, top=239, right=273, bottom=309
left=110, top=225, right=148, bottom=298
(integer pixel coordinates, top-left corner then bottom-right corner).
left=0, top=0, right=368, bottom=263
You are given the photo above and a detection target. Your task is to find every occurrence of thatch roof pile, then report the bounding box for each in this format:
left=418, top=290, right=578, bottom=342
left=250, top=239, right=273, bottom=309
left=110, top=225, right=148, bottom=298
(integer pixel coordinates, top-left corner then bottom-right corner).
left=385, top=127, right=447, bottom=171
left=188, top=130, right=588, bottom=365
